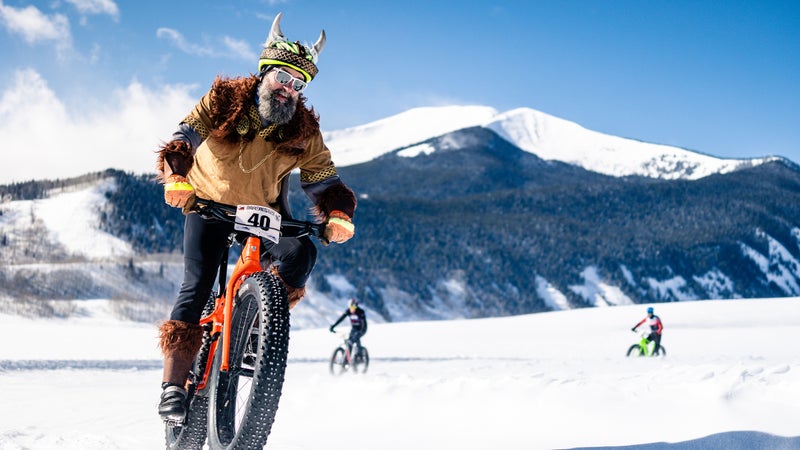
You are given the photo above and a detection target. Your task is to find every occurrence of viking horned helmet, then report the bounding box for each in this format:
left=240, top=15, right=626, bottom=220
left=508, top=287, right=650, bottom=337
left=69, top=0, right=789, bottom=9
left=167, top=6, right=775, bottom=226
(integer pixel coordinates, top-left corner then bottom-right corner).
left=258, top=12, right=326, bottom=82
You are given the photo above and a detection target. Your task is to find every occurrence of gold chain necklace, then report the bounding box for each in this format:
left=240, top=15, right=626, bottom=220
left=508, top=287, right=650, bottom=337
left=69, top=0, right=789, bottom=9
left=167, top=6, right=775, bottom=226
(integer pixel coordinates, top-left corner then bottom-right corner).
left=238, top=140, right=276, bottom=173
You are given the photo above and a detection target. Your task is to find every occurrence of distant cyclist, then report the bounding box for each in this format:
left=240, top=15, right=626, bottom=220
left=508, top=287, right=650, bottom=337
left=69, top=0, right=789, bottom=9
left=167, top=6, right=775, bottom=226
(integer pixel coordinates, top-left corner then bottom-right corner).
left=330, top=298, right=368, bottom=356
left=631, top=306, right=663, bottom=355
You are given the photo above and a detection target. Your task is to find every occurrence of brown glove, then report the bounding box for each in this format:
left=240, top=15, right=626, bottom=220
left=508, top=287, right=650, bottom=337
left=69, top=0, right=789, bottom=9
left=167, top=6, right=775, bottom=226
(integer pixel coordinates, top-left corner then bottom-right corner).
left=324, top=210, right=354, bottom=244
left=163, top=174, right=196, bottom=210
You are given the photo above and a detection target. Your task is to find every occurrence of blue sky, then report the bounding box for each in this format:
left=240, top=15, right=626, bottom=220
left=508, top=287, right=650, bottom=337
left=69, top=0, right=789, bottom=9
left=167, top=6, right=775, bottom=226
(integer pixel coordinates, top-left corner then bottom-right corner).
left=0, top=0, right=798, bottom=183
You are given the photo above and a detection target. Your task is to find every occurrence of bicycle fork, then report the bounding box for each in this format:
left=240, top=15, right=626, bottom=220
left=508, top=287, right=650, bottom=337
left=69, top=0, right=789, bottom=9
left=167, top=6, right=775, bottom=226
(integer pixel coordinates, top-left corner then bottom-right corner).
left=197, top=235, right=264, bottom=389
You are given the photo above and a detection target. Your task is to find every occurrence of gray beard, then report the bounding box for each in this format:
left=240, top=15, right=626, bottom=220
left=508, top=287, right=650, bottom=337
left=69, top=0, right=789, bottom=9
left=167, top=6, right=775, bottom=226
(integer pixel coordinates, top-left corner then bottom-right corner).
left=257, top=80, right=297, bottom=125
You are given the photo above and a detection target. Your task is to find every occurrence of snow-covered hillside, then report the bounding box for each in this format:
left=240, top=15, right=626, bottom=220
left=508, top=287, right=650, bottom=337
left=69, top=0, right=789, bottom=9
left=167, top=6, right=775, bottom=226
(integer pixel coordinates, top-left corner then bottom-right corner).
left=0, top=178, right=132, bottom=260
left=5, top=169, right=800, bottom=325
left=0, top=177, right=375, bottom=327
left=0, top=297, right=798, bottom=449
left=325, top=105, right=780, bottom=180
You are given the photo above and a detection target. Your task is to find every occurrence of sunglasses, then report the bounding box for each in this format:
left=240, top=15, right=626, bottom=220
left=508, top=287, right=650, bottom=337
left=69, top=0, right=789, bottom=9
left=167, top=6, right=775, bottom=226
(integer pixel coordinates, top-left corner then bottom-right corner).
left=273, top=68, right=307, bottom=92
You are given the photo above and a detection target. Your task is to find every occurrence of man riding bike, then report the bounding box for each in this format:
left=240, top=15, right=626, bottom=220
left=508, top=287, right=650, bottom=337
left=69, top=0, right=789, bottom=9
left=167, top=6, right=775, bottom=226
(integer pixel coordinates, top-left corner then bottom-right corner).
left=631, top=306, right=663, bottom=355
left=154, top=12, right=357, bottom=422
left=329, top=298, right=368, bottom=357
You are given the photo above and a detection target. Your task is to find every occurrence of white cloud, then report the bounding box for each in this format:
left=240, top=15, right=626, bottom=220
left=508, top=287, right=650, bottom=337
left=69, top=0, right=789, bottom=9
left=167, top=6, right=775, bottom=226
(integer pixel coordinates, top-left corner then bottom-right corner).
left=0, top=68, right=198, bottom=184
left=156, top=27, right=214, bottom=56
left=64, top=0, right=120, bottom=20
left=223, top=36, right=258, bottom=61
left=0, top=1, right=71, bottom=45
left=157, top=27, right=255, bottom=61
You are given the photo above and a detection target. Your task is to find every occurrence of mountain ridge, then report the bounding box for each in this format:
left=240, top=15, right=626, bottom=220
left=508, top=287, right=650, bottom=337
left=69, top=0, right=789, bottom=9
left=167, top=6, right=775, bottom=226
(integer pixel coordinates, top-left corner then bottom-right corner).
left=325, top=105, right=786, bottom=180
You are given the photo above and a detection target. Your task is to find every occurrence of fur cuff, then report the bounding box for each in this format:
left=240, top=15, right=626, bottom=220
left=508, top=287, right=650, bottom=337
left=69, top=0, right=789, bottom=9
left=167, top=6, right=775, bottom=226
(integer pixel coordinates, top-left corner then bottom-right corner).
left=312, top=183, right=356, bottom=220
left=156, top=140, right=194, bottom=182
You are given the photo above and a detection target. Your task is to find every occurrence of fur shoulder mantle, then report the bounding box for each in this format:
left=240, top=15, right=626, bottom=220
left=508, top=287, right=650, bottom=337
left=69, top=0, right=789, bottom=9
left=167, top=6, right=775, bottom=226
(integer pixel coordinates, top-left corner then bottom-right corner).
left=207, top=75, right=320, bottom=155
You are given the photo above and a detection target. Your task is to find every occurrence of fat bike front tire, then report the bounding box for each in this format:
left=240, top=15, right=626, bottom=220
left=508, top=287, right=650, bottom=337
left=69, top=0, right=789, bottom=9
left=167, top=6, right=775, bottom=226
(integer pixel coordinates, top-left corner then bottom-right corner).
left=206, top=272, right=290, bottom=450
left=165, top=296, right=216, bottom=450
left=626, top=345, right=644, bottom=357
left=329, top=347, right=348, bottom=375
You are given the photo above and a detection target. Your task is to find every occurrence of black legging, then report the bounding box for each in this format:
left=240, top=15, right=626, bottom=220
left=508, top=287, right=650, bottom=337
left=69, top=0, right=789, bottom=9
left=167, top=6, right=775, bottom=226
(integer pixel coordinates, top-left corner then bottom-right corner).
left=647, top=332, right=662, bottom=354
left=169, top=212, right=317, bottom=323
left=347, top=327, right=365, bottom=355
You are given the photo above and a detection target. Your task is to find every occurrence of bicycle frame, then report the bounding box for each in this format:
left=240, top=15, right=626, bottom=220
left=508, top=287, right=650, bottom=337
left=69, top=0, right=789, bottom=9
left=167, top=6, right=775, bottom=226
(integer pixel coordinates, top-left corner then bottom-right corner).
left=190, top=198, right=324, bottom=390
left=195, top=234, right=263, bottom=390
left=343, top=340, right=354, bottom=364
left=333, top=333, right=353, bottom=363
left=638, top=335, right=652, bottom=356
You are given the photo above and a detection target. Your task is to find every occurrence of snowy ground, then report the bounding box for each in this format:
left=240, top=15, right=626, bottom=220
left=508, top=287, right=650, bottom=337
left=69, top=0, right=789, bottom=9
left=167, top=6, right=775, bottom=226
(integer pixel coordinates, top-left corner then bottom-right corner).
left=1, top=298, right=799, bottom=450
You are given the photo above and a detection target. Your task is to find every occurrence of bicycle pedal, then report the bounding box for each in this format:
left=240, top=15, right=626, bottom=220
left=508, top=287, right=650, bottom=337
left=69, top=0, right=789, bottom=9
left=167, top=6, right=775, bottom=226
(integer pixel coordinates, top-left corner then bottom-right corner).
left=163, top=417, right=185, bottom=427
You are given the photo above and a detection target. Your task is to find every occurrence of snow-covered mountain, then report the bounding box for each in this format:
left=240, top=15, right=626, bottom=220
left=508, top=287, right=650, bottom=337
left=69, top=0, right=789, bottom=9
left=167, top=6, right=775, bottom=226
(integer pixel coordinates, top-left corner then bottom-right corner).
left=2, top=105, right=800, bottom=327
left=325, top=105, right=781, bottom=180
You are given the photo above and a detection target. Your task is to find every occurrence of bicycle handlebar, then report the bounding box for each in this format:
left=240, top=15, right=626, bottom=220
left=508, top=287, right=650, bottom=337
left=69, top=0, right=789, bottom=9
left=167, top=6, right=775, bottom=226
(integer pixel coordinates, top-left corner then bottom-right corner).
left=193, top=198, right=326, bottom=240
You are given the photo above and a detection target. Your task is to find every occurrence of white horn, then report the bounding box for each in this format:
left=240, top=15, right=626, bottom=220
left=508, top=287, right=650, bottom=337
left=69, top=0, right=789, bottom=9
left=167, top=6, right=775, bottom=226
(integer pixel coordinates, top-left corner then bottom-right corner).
left=266, top=12, right=285, bottom=47
left=313, top=29, right=326, bottom=57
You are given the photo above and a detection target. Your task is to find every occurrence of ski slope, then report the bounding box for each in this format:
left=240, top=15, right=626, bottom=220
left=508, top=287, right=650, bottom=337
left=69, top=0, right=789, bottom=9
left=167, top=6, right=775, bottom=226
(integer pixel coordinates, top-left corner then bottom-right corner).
left=0, top=298, right=798, bottom=449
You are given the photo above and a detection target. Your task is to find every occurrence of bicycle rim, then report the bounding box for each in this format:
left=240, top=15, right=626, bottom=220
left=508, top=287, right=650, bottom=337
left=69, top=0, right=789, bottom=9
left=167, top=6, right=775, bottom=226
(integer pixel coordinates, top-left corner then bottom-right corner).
left=207, top=272, right=290, bottom=450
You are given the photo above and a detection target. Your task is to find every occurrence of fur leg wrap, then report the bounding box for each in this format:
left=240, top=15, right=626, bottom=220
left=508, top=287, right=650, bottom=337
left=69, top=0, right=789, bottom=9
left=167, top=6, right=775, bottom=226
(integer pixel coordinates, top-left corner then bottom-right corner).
left=159, top=320, right=203, bottom=387
left=271, top=266, right=306, bottom=309
left=156, top=140, right=194, bottom=182
left=158, top=320, right=203, bottom=361
left=287, top=286, right=306, bottom=310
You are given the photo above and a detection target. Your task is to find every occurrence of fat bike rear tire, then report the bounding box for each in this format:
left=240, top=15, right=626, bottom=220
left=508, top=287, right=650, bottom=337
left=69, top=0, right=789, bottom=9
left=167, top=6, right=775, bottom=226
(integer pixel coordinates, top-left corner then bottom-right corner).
left=165, top=296, right=216, bottom=450
left=164, top=395, right=209, bottom=450
left=206, top=272, right=290, bottom=450
left=352, top=347, right=370, bottom=374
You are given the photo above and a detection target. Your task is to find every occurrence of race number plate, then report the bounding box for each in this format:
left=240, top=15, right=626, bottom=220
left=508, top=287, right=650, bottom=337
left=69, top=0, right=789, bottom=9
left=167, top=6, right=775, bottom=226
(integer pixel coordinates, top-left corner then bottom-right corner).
left=234, top=205, right=282, bottom=244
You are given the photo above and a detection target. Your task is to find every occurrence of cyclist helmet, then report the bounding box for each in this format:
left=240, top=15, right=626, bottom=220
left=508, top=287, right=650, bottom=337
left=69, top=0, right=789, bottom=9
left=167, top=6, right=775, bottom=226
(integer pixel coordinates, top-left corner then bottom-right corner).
left=647, top=307, right=654, bottom=314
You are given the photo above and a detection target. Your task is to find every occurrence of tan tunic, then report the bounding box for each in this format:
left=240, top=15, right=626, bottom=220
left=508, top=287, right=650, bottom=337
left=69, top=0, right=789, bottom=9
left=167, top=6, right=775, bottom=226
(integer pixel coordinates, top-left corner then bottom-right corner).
left=183, top=92, right=337, bottom=213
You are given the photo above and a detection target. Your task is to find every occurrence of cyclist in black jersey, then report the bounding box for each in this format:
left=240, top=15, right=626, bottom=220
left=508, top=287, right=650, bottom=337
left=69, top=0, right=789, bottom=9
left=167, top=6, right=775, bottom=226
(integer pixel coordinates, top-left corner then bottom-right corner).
left=330, top=298, right=368, bottom=357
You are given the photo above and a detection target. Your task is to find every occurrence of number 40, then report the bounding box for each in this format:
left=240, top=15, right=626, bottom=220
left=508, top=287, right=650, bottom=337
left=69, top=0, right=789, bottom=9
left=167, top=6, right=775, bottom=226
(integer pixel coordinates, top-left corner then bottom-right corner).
left=247, top=213, right=270, bottom=230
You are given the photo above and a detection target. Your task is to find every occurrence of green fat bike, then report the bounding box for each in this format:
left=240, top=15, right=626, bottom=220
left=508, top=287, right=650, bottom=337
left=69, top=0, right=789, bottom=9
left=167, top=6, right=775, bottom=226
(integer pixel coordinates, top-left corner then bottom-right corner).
left=626, top=331, right=666, bottom=357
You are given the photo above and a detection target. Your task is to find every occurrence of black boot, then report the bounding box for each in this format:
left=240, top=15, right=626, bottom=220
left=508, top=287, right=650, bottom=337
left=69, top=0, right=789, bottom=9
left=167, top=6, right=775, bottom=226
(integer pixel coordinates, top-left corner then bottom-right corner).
left=158, top=383, right=187, bottom=421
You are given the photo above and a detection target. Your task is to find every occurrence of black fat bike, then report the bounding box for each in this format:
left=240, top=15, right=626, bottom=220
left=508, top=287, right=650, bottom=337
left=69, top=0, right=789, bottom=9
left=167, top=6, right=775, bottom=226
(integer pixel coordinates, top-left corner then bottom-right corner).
left=329, top=331, right=370, bottom=375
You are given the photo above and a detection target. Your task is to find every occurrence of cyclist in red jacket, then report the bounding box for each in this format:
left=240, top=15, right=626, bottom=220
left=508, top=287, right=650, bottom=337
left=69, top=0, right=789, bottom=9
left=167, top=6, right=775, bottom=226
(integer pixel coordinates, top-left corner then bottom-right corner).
left=631, top=307, right=663, bottom=355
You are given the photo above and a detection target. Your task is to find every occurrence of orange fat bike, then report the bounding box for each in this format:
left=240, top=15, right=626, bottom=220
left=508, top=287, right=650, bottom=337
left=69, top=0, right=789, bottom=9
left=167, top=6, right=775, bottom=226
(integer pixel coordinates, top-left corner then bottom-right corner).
left=165, top=198, right=325, bottom=450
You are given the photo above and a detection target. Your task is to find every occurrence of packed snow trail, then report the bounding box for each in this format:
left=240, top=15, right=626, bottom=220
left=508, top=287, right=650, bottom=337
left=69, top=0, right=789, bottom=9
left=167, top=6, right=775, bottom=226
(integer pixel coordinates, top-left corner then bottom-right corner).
left=1, top=298, right=798, bottom=449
